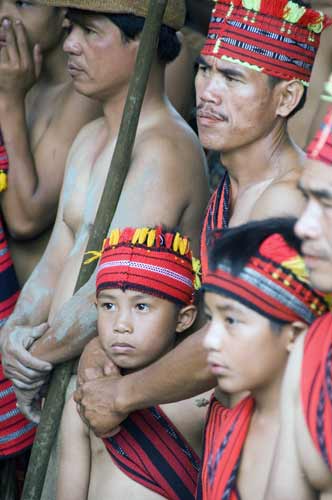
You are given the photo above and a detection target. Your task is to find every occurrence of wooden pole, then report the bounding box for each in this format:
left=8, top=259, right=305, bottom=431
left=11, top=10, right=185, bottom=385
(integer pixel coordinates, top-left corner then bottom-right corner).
left=21, top=2, right=168, bottom=498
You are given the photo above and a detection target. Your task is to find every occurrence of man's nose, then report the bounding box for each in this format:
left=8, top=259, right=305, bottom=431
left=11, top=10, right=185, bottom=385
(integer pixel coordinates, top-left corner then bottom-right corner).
left=295, top=200, right=321, bottom=241
left=63, top=28, right=82, bottom=55
left=198, top=76, right=223, bottom=106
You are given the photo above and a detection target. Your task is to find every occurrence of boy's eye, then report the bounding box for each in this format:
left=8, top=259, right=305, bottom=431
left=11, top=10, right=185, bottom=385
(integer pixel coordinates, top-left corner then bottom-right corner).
left=204, top=310, right=212, bottom=322
left=136, top=303, right=149, bottom=312
left=15, top=0, right=31, bottom=7
left=225, top=316, right=237, bottom=325
left=102, top=302, right=115, bottom=311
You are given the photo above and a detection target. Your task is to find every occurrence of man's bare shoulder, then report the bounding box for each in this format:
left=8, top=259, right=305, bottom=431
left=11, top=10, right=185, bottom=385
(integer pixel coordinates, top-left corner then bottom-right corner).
left=251, top=176, right=305, bottom=220
left=67, top=117, right=107, bottom=159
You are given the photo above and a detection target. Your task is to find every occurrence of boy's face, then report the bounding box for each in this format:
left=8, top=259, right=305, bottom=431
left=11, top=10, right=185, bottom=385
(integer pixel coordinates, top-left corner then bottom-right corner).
left=0, top=1, right=66, bottom=51
left=203, top=292, right=291, bottom=395
left=63, top=12, right=138, bottom=100
left=96, top=288, right=180, bottom=371
left=295, top=160, right=332, bottom=293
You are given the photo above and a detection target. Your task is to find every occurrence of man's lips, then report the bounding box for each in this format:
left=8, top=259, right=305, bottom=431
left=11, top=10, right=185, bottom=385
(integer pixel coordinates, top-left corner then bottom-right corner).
left=67, top=62, right=84, bottom=74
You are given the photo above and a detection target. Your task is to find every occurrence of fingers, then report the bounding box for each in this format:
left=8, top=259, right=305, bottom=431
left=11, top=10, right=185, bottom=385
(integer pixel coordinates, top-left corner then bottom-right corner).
left=33, top=44, right=42, bottom=79
left=13, top=20, right=30, bottom=65
left=103, top=359, right=120, bottom=377
left=12, top=377, right=47, bottom=391
left=98, top=426, right=121, bottom=439
left=15, top=389, right=42, bottom=423
left=3, top=20, right=19, bottom=65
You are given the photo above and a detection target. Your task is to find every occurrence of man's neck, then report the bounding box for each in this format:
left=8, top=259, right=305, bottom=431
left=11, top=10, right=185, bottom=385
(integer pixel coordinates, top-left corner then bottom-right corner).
left=222, top=124, right=303, bottom=193
left=102, top=62, right=166, bottom=138
left=251, top=372, right=284, bottom=420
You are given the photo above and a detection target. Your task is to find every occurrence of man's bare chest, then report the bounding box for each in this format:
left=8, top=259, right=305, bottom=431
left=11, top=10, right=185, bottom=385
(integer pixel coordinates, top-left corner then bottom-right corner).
left=63, top=139, right=116, bottom=238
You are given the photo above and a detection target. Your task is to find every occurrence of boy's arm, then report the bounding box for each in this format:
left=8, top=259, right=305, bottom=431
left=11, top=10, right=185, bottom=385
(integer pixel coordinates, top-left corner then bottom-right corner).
left=265, top=336, right=315, bottom=500
left=57, top=396, right=91, bottom=500
left=75, top=325, right=216, bottom=437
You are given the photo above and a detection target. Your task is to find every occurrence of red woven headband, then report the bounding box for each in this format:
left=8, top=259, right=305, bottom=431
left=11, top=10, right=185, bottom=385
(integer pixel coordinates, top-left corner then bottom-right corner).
left=92, top=227, right=200, bottom=306
left=201, top=0, right=332, bottom=84
left=204, top=233, right=328, bottom=324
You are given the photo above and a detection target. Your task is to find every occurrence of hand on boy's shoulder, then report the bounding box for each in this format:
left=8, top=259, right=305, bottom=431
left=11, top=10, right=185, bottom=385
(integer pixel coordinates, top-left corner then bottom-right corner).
left=77, top=337, right=119, bottom=387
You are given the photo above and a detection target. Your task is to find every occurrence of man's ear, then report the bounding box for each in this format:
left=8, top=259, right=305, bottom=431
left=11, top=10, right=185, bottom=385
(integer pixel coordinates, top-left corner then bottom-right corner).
left=275, top=79, right=305, bottom=118
left=176, top=305, right=197, bottom=333
left=284, top=320, right=308, bottom=353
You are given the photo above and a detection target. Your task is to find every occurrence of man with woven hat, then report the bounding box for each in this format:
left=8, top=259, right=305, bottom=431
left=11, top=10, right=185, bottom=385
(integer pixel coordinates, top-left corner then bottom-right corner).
left=266, top=78, right=332, bottom=500
left=0, top=0, right=208, bottom=423
left=199, top=217, right=329, bottom=500
left=73, top=0, right=332, bottom=436
left=57, top=226, right=210, bottom=500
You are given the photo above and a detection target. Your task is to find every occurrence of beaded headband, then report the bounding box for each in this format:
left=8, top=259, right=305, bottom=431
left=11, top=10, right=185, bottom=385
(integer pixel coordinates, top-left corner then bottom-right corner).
left=201, top=0, right=332, bottom=84
left=85, top=227, right=201, bottom=306
left=204, top=232, right=329, bottom=324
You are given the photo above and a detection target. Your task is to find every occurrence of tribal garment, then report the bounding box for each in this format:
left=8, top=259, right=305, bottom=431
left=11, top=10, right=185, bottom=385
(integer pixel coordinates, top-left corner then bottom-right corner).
left=0, top=138, right=37, bottom=459
left=103, top=406, right=200, bottom=500
left=197, top=396, right=254, bottom=500
left=301, top=312, right=332, bottom=471
left=201, top=172, right=231, bottom=279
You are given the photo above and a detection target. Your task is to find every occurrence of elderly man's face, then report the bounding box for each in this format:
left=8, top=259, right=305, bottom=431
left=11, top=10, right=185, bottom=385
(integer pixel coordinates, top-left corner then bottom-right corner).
left=295, top=160, right=332, bottom=293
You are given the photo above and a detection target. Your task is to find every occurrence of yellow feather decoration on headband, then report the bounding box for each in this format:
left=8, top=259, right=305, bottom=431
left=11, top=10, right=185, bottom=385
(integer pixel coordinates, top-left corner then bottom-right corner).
left=147, top=229, right=156, bottom=247
left=138, top=227, right=149, bottom=245
left=109, top=229, right=120, bottom=246
left=242, top=0, right=261, bottom=12
left=84, top=250, right=102, bottom=265
left=0, top=171, right=7, bottom=192
left=281, top=256, right=309, bottom=283
left=192, top=257, right=202, bottom=291
left=283, top=1, right=306, bottom=23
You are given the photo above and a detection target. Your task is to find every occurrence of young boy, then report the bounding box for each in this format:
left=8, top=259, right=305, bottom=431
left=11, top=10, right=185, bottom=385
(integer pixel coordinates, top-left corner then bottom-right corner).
left=57, top=226, right=211, bottom=500
left=198, top=218, right=330, bottom=500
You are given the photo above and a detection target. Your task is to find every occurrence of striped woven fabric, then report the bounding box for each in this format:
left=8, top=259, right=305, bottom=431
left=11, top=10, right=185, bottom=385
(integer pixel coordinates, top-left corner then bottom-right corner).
left=307, top=106, right=332, bottom=165
left=197, top=396, right=254, bottom=500
left=0, top=139, right=37, bottom=459
left=201, top=171, right=231, bottom=279
left=201, top=0, right=331, bottom=84
left=103, top=406, right=200, bottom=499
left=95, top=227, right=199, bottom=305
left=301, top=312, right=332, bottom=471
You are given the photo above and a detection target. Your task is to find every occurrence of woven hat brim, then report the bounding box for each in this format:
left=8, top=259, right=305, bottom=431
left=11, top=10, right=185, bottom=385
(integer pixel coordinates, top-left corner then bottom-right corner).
left=36, top=0, right=185, bottom=30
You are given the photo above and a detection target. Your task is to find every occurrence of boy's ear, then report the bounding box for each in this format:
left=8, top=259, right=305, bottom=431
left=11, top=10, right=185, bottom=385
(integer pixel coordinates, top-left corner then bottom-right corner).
left=176, top=305, right=197, bottom=333
left=284, top=320, right=307, bottom=353
left=275, top=79, right=304, bottom=118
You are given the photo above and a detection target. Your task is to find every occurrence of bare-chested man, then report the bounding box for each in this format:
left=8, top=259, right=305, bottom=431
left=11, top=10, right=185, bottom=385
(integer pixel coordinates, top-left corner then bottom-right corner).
left=0, top=2, right=101, bottom=285
left=0, top=0, right=208, bottom=422
left=72, top=0, right=332, bottom=438
left=266, top=99, right=332, bottom=500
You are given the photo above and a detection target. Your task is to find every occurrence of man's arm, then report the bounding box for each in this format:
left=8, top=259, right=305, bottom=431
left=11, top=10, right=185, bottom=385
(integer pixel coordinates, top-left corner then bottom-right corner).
left=266, top=336, right=315, bottom=500
left=75, top=326, right=216, bottom=437
left=0, top=21, right=101, bottom=239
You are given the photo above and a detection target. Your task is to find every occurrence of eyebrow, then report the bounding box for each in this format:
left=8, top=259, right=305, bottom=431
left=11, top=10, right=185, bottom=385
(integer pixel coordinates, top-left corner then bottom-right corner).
left=298, top=182, right=332, bottom=200
left=196, top=55, right=245, bottom=79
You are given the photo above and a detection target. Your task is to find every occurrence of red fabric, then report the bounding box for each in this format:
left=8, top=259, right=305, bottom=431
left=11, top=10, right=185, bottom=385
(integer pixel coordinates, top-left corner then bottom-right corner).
left=0, top=139, right=36, bottom=459
left=201, top=0, right=331, bottom=83
left=96, top=228, right=196, bottom=305
left=201, top=172, right=231, bottom=280
left=307, top=106, right=332, bottom=166
left=103, top=405, right=200, bottom=499
left=301, top=313, right=332, bottom=471
left=198, top=396, right=254, bottom=500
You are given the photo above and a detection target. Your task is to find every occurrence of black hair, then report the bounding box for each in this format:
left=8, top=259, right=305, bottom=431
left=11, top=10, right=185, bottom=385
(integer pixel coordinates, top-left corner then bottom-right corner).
left=66, top=10, right=181, bottom=63
left=208, top=217, right=302, bottom=277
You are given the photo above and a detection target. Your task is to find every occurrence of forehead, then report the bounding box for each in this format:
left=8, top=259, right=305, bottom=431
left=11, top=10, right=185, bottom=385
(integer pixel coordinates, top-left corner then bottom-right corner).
left=300, top=160, right=332, bottom=195
left=67, top=9, right=110, bottom=25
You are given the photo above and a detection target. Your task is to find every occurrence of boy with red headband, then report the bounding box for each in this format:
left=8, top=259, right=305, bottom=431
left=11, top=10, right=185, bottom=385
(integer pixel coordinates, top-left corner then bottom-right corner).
left=267, top=78, right=332, bottom=500
left=57, top=227, right=210, bottom=500
left=199, top=217, right=329, bottom=500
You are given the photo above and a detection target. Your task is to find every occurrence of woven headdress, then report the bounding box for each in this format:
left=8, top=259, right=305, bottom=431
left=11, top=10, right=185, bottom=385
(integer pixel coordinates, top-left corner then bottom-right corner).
left=204, top=220, right=329, bottom=324
left=36, top=0, right=185, bottom=31
left=87, top=227, right=201, bottom=306
left=201, top=0, right=332, bottom=84
left=306, top=73, right=332, bottom=165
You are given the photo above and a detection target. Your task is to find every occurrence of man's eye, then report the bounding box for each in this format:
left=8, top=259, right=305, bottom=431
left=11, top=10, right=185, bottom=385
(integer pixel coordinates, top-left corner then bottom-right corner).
left=16, top=0, right=31, bottom=6
left=204, top=311, right=212, bottom=322
left=136, top=303, right=149, bottom=312
left=198, top=65, right=208, bottom=73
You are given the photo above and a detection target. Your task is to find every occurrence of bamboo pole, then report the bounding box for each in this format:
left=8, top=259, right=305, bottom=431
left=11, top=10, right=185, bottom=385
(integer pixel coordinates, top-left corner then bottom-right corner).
left=21, top=2, right=168, bottom=498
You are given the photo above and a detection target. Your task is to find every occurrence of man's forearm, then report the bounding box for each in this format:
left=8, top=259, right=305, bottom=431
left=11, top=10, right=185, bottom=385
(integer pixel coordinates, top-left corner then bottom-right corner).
left=30, top=278, right=97, bottom=365
left=117, top=325, right=216, bottom=414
